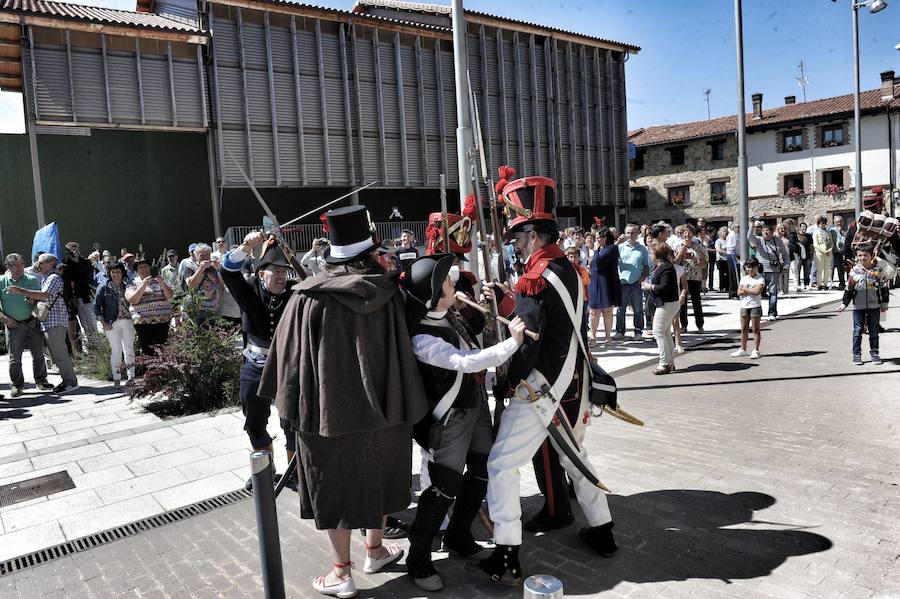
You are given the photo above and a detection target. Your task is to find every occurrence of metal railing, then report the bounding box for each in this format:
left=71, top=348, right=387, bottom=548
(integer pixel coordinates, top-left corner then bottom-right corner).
left=225, top=216, right=579, bottom=255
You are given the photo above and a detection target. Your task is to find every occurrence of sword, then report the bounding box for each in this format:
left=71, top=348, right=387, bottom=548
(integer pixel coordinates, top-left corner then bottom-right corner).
left=225, top=150, right=306, bottom=278
left=515, top=378, right=610, bottom=492
left=280, top=181, right=380, bottom=228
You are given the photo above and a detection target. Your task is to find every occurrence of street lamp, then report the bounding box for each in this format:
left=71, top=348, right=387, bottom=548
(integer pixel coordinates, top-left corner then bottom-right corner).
left=851, top=0, right=889, bottom=219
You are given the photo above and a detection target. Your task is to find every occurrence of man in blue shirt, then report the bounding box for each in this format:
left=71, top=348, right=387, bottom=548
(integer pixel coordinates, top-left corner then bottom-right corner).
left=614, top=224, right=650, bottom=339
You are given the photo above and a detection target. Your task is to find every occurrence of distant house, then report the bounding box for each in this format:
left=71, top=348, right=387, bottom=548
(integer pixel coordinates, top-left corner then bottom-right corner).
left=628, top=70, right=900, bottom=228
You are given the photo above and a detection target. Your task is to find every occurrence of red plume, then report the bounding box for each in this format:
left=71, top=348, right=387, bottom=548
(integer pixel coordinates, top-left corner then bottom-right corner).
left=425, top=221, right=440, bottom=255
left=463, top=194, right=477, bottom=221
left=495, top=165, right=517, bottom=196
left=593, top=216, right=605, bottom=226
left=319, top=212, right=329, bottom=234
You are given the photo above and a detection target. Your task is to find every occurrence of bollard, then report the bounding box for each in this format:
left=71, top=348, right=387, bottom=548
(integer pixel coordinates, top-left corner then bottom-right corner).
left=523, top=574, right=564, bottom=599
left=250, top=451, right=286, bottom=599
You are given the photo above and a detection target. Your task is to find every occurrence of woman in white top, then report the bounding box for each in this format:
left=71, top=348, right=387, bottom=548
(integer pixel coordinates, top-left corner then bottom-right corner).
left=714, top=226, right=729, bottom=291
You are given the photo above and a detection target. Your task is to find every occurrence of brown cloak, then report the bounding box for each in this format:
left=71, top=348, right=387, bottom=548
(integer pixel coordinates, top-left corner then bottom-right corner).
left=258, top=270, right=428, bottom=529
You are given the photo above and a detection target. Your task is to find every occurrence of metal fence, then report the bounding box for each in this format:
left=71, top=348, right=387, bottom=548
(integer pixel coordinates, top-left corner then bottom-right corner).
left=225, top=220, right=429, bottom=254
left=225, top=216, right=577, bottom=254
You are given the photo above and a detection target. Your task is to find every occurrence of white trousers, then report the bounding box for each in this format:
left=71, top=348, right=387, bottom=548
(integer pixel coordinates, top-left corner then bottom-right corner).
left=105, top=318, right=136, bottom=381
left=486, top=394, right=611, bottom=546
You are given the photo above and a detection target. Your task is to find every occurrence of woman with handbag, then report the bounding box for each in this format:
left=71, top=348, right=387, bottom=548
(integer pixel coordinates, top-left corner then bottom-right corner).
left=6, top=253, right=79, bottom=394
left=641, top=244, right=680, bottom=375
left=94, top=263, right=136, bottom=387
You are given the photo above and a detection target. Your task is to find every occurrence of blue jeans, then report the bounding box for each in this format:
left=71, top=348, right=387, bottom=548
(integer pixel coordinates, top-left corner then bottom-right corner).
left=616, top=282, right=644, bottom=335
left=763, top=272, right=780, bottom=316
left=852, top=308, right=881, bottom=359
left=240, top=360, right=294, bottom=451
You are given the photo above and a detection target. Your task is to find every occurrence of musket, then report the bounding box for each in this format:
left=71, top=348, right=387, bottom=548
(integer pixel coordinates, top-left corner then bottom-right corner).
left=439, top=174, right=450, bottom=253
left=471, top=80, right=507, bottom=287
left=226, top=149, right=305, bottom=279
left=280, top=181, right=379, bottom=228
left=454, top=292, right=539, bottom=341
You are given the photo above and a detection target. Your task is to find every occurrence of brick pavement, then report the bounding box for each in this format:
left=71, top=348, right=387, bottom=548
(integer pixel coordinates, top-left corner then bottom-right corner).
left=0, top=292, right=898, bottom=598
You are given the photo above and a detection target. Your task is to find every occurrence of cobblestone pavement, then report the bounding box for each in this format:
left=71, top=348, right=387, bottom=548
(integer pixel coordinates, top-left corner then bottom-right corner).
left=1, top=293, right=898, bottom=598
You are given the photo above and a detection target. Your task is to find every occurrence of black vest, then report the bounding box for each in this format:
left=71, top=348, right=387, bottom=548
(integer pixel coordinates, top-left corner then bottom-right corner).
left=412, top=314, right=481, bottom=413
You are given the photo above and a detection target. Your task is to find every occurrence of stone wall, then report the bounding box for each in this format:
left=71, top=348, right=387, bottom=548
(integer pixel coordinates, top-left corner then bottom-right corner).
left=628, top=136, right=738, bottom=226
left=748, top=191, right=856, bottom=226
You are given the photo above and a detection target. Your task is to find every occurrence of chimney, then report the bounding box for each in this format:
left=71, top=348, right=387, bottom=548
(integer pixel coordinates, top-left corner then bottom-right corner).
left=881, top=71, right=895, bottom=101
left=751, top=93, right=763, bottom=119
left=784, top=95, right=796, bottom=105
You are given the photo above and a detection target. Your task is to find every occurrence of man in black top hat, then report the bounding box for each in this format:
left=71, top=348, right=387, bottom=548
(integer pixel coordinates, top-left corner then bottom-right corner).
left=400, top=253, right=526, bottom=592
left=259, top=205, right=427, bottom=598
left=221, top=232, right=298, bottom=491
left=475, top=175, right=618, bottom=586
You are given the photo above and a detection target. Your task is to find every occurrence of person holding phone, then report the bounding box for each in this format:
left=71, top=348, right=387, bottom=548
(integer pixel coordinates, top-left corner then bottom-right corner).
left=126, top=258, right=174, bottom=357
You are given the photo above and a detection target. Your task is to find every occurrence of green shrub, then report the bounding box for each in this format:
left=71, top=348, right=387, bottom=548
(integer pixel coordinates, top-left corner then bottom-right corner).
left=128, top=289, right=242, bottom=417
left=73, top=331, right=114, bottom=381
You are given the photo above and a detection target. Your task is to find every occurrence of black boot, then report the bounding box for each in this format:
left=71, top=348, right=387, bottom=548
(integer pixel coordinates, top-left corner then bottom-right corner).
left=474, top=544, right=522, bottom=586
left=523, top=507, right=574, bottom=532
left=407, top=463, right=461, bottom=592
left=580, top=521, right=618, bottom=557
left=443, top=458, right=491, bottom=559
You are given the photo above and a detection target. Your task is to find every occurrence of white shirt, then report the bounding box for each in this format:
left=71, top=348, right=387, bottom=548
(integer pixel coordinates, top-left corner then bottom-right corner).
left=739, top=274, right=765, bottom=308
left=412, top=320, right=520, bottom=373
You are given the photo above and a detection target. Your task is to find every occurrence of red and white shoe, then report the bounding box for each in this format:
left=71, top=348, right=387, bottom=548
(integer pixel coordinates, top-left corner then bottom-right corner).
left=362, top=543, right=404, bottom=574
left=313, top=572, right=357, bottom=598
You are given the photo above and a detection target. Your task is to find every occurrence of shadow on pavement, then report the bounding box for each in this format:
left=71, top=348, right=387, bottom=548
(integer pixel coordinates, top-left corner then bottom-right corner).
left=675, top=362, right=757, bottom=373
left=374, top=490, right=832, bottom=597
left=620, top=368, right=900, bottom=391
left=762, top=350, right=826, bottom=358
left=0, top=395, right=72, bottom=420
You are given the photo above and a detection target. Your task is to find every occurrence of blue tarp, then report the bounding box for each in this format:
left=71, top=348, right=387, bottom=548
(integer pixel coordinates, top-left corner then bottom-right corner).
left=31, top=222, right=61, bottom=261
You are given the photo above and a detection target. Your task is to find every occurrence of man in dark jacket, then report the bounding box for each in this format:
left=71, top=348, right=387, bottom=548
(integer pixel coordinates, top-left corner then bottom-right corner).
left=476, top=176, right=617, bottom=586
left=63, top=241, right=97, bottom=349
left=221, top=232, right=297, bottom=491
left=259, top=206, right=427, bottom=598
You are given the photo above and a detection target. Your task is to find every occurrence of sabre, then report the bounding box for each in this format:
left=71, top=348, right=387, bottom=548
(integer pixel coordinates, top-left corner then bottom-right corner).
left=440, top=174, right=450, bottom=253
left=225, top=149, right=306, bottom=278
left=454, top=292, right=539, bottom=341
left=280, top=181, right=380, bottom=228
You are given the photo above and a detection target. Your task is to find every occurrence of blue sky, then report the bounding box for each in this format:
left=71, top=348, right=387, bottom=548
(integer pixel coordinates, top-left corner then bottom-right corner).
left=1, top=0, right=897, bottom=133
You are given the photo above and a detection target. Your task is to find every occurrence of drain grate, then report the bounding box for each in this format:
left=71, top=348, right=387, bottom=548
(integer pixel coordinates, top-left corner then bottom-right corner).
left=0, top=471, right=75, bottom=508
left=0, top=487, right=251, bottom=576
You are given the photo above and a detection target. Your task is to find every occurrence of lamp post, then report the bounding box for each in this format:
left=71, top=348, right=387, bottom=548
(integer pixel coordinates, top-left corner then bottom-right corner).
left=734, top=0, right=749, bottom=261
left=850, top=0, right=888, bottom=219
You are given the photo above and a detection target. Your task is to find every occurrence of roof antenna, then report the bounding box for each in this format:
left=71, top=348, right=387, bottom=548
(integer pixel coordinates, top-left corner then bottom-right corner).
left=703, top=88, right=711, bottom=120
left=795, top=61, right=809, bottom=103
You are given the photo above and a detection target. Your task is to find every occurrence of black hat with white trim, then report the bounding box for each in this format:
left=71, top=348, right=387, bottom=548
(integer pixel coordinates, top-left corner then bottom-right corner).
left=324, top=205, right=383, bottom=264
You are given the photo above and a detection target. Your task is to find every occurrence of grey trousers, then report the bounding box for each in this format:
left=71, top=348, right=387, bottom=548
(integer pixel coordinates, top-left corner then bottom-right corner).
left=43, top=325, right=77, bottom=386
left=6, top=320, right=48, bottom=388
left=430, top=397, right=494, bottom=474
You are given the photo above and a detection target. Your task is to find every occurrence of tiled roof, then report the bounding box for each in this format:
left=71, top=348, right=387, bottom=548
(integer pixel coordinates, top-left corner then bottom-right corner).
left=352, top=0, right=640, bottom=52
left=629, top=83, right=900, bottom=147
left=0, top=0, right=201, bottom=33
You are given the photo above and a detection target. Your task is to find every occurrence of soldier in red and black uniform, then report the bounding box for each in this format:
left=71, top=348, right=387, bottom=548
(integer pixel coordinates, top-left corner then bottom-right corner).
left=474, top=175, right=617, bottom=586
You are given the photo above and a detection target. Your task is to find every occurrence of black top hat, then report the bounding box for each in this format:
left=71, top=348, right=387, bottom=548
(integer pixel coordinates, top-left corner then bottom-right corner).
left=401, top=253, right=455, bottom=312
left=256, top=238, right=292, bottom=270
left=324, top=205, right=382, bottom=264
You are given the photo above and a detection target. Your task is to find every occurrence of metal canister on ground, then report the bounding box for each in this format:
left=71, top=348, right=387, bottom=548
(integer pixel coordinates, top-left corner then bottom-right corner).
left=523, top=574, right=563, bottom=599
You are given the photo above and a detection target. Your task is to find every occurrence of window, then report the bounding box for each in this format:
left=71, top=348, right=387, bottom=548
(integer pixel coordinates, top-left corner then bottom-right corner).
left=710, top=181, right=727, bottom=204
left=668, top=146, right=685, bottom=166
left=782, top=130, right=803, bottom=152
left=632, top=149, right=645, bottom=171
left=822, top=169, right=844, bottom=191
left=631, top=188, right=647, bottom=209
left=710, top=140, right=726, bottom=161
left=668, top=186, right=690, bottom=206
left=783, top=173, right=804, bottom=195
left=821, top=124, right=844, bottom=147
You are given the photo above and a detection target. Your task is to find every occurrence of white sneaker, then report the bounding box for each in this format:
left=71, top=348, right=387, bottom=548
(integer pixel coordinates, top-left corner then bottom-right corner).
left=675, top=345, right=685, bottom=354
left=750, top=350, right=760, bottom=359
left=641, top=330, right=654, bottom=339
left=765, top=315, right=777, bottom=321
left=730, top=349, right=747, bottom=357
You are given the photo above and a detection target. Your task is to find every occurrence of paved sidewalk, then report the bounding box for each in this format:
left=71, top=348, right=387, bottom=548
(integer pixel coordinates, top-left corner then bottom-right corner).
left=0, top=288, right=850, bottom=567
left=1, top=290, right=897, bottom=597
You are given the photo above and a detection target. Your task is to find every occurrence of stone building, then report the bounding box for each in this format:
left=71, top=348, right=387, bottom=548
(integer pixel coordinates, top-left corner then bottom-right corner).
left=628, top=70, right=900, bottom=230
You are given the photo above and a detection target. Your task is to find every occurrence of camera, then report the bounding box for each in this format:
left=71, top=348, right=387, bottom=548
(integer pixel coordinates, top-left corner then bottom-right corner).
left=150, top=265, right=159, bottom=278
